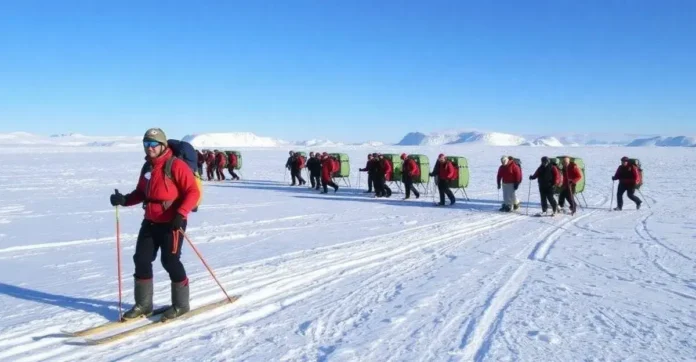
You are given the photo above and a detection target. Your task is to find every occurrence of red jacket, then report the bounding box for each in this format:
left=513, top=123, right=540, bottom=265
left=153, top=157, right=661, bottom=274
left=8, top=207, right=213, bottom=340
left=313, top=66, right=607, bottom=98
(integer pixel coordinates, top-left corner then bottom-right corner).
left=614, top=165, right=640, bottom=185
left=433, top=160, right=456, bottom=181
left=228, top=153, right=238, bottom=168
left=124, top=149, right=200, bottom=223
left=321, top=158, right=334, bottom=181
left=383, top=159, right=393, bottom=181
left=563, top=163, right=583, bottom=186
left=205, top=152, right=215, bottom=166
left=215, top=153, right=227, bottom=168
left=403, top=158, right=419, bottom=178
left=497, top=162, right=522, bottom=184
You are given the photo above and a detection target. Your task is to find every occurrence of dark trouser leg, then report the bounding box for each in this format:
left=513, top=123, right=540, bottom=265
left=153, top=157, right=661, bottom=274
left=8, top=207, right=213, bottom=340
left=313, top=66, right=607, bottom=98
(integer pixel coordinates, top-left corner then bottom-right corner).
left=153, top=222, right=187, bottom=283
left=438, top=180, right=454, bottom=204
left=328, top=181, right=338, bottom=191
left=297, top=172, right=306, bottom=185
left=404, top=178, right=411, bottom=199
left=367, top=174, right=373, bottom=192
left=374, top=177, right=384, bottom=196
left=313, top=175, right=321, bottom=189
left=197, top=165, right=203, bottom=176
left=232, top=170, right=239, bottom=179
left=626, top=185, right=641, bottom=205
left=560, top=187, right=576, bottom=212
left=616, top=183, right=626, bottom=209
left=310, top=176, right=316, bottom=188
left=539, top=186, right=548, bottom=212
left=322, top=179, right=328, bottom=193
left=134, top=221, right=156, bottom=280
left=206, top=167, right=214, bottom=181
left=383, top=182, right=392, bottom=197
left=547, top=188, right=558, bottom=212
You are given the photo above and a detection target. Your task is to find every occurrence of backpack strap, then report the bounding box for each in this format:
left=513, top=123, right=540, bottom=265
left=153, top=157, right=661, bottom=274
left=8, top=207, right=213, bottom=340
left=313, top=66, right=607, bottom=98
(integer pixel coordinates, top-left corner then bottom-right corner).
left=164, top=157, right=175, bottom=180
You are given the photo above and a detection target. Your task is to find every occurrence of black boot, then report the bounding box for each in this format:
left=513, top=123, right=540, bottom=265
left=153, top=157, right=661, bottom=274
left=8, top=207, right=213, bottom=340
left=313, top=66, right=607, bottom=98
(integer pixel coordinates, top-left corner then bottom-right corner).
left=122, top=278, right=153, bottom=320
left=161, top=280, right=190, bottom=322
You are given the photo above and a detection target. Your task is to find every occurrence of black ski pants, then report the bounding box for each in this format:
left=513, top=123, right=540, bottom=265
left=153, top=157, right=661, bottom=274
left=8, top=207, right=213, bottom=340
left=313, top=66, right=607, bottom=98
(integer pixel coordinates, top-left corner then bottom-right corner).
left=367, top=173, right=374, bottom=192
left=291, top=168, right=305, bottom=185
left=322, top=179, right=338, bottom=193
left=617, top=183, right=641, bottom=209
left=403, top=176, right=420, bottom=199
left=197, top=165, right=203, bottom=177
left=133, top=220, right=187, bottom=283
left=539, top=185, right=558, bottom=213
left=310, top=173, right=321, bottom=189
left=227, top=166, right=239, bottom=180
left=206, top=165, right=215, bottom=181
left=558, top=185, right=576, bottom=212
left=438, top=180, right=455, bottom=205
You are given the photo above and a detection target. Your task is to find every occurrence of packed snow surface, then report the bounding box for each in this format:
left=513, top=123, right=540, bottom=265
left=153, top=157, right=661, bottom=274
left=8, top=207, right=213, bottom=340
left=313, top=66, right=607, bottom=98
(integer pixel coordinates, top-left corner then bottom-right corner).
left=0, top=144, right=695, bottom=361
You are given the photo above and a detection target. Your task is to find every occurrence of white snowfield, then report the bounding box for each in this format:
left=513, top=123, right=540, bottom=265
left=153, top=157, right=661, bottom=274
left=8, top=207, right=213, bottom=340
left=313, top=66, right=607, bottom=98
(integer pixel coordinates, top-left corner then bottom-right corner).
left=0, top=145, right=694, bottom=361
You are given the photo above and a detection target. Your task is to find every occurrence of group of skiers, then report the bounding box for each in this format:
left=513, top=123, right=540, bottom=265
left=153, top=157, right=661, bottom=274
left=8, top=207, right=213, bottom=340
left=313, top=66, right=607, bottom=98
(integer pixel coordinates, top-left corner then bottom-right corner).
left=107, top=127, right=648, bottom=327
left=196, top=149, right=240, bottom=182
left=286, top=151, right=340, bottom=194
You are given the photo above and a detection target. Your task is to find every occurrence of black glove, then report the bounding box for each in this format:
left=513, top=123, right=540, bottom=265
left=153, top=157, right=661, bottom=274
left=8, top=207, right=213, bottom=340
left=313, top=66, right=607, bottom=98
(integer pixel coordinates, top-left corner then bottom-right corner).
left=171, top=213, right=184, bottom=231
left=612, top=176, right=617, bottom=181
left=497, top=184, right=501, bottom=190
left=514, top=183, right=519, bottom=190
left=110, top=189, right=126, bottom=206
left=529, top=175, right=534, bottom=180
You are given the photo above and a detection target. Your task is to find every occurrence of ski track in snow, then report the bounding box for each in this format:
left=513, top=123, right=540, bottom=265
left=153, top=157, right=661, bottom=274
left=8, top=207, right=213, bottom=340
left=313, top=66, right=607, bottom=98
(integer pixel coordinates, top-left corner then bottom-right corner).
left=0, top=146, right=695, bottom=361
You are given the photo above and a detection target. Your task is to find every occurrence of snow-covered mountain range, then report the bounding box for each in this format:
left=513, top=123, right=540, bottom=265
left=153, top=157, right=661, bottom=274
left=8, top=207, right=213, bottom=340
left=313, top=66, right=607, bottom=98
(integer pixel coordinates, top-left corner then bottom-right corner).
left=1, top=130, right=694, bottom=149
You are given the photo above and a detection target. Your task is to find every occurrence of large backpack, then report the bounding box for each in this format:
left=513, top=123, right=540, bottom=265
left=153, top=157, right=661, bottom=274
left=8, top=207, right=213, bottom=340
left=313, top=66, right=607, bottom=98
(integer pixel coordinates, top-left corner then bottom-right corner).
left=141, top=140, right=203, bottom=212
left=629, top=158, right=643, bottom=189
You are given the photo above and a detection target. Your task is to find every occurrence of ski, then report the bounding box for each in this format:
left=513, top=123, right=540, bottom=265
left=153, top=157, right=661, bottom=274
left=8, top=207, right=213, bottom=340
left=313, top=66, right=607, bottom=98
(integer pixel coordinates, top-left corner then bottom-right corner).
left=85, top=296, right=239, bottom=345
left=62, top=305, right=170, bottom=337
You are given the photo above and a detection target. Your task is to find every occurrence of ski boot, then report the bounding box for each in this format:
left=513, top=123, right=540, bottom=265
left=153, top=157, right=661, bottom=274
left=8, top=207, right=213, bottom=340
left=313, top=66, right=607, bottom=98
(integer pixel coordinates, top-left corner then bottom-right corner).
left=636, top=201, right=642, bottom=210
left=613, top=207, right=622, bottom=211
left=122, top=278, right=153, bottom=320
left=161, top=279, right=190, bottom=322
left=513, top=203, right=520, bottom=211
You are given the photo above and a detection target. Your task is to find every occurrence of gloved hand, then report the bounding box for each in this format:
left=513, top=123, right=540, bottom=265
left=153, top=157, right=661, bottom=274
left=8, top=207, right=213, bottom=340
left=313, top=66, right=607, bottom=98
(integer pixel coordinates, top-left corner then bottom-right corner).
left=529, top=175, right=534, bottom=180
left=110, top=189, right=126, bottom=207
left=514, top=183, right=519, bottom=190
left=612, top=176, right=617, bottom=181
left=171, top=213, right=184, bottom=231
left=497, top=184, right=501, bottom=190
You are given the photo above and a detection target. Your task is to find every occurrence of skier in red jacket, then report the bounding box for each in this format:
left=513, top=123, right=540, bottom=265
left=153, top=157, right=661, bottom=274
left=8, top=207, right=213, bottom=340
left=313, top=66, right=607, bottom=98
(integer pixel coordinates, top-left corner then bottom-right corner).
left=497, top=156, right=522, bottom=212
left=214, top=150, right=227, bottom=181
left=373, top=154, right=392, bottom=198
left=558, top=157, right=583, bottom=214
left=320, top=153, right=339, bottom=193
left=430, top=154, right=456, bottom=206
left=205, top=151, right=216, bottom=181
left=109, top=128, right=200, bottom=322
left=196, top=150, right=204, bottom=176
left=400, top=153, right=420, bottom=200
left=227, top=152, right=240, bottom=181
left=612, top=156, right=642, bottom=210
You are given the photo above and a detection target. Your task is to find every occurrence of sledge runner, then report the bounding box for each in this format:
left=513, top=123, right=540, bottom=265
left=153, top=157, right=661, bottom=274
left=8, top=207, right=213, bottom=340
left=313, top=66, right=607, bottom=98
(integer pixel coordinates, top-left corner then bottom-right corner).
left=359, top=154, right=376, bottom=193
left=400, top=153, right=420, bottom=200
left=612, top=156, right=642, bottom=210
left=227, top=152, right=240, bottom=180
left=497, top=156, right=522, bottom=212
left=205, top=150, right=216, bottom=181
left=430, top=154, right=456, bottom=206
left=109, top=128, right=200, bottom=322
left=320, top=153, right=339, bottom=193
left=530, top=156, right=560, bottom=216
left=307, top=152, right=322, bottom=190
left=558, top=157, right=583, bottom=214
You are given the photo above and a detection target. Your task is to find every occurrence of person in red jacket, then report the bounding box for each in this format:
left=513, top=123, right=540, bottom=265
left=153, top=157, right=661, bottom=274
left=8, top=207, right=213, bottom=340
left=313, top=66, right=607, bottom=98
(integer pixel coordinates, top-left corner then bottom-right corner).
left=497, top=156, right=522, bottom=212
left=109, top=128, right=200, bottom=322
left=214, top=150, right=227, bottom=181
left=320, top=153, right=339, bottom=193
left=376, top=154, right=393, bottom=198
left=227, top=152, right=240, bottom=181
left=530, top=156, right=561, bottom=215
left=400, top=153, right=420, bottom=200
left=205, top=150, right=216, bottom=181
left=558, top=157, right=583, bottom=214
left=430, top=153, right=456, bottom=206
left=612, top=156, right=642, bottom=210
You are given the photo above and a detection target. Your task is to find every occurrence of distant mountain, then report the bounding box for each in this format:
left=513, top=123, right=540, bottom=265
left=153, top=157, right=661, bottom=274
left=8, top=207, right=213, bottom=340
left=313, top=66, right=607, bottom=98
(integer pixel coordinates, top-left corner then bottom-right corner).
left=397, top=131, right=525, bottom=146
left=521, top=136, right=564, bottom=147
left=182, top=132, right=286, bottom=148
left=0, top=132, right=140, bottom=147
left=295, top=139, right=343, bottom=147
left=627, top=136, right=696, bottom=147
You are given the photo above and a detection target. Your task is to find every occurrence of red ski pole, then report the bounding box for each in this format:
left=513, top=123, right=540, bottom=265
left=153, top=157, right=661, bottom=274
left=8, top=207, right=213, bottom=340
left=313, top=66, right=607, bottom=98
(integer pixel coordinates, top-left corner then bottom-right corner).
left=115, top=202, right=123, bottom=321
left=180, top=230, right=235, bottom=303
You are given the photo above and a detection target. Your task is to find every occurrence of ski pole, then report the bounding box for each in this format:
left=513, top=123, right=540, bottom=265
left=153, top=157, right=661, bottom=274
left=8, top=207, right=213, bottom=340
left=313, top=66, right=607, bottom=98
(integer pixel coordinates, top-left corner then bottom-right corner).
left=637, top=189, right=652, bottom=209
left=180, top=230, right=235, bottom=303
left=526, top=179, right=531, bottom=215
left=609, top=180, right=615, bottom=211
left=114, top=193, right=123, bottom=321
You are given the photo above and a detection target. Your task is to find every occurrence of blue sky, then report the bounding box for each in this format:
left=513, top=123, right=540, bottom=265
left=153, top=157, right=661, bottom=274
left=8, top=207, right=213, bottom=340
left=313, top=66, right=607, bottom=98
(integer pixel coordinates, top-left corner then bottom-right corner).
left=1, top=1, right=694, bottom=143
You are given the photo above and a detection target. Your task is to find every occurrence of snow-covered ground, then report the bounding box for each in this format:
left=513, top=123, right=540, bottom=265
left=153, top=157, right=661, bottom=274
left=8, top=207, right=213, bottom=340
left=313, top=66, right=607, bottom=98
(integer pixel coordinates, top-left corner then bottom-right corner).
left=0, top=145, right=694, bottom=361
